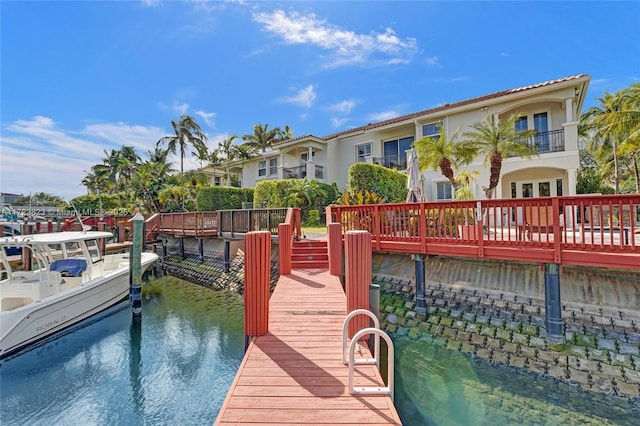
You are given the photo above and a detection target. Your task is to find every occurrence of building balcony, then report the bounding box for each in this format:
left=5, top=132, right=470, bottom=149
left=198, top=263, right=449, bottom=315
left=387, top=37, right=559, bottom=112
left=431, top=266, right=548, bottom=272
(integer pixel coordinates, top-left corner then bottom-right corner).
left=372, top=154, right=407, bottom=170
left=517, top=129, right=565, bottom=154
left=284, top=166, right=306, bottom=179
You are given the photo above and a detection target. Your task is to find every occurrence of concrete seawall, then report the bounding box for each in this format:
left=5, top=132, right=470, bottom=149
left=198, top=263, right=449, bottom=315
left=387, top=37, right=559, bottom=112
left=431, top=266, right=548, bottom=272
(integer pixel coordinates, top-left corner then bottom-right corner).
left=374, top=253, right=640, bottom=311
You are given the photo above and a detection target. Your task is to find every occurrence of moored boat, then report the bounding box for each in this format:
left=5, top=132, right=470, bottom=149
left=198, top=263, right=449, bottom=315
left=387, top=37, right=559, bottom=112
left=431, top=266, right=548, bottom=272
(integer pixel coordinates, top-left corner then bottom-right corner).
left=0, top=231, right=158, bottom=358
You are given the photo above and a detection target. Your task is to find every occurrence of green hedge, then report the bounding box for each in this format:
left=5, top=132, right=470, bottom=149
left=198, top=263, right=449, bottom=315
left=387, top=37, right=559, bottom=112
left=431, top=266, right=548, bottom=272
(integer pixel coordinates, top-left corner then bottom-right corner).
left=348, top=163, right=407, bottom=203
left=253, top=180, right=291, bottom=208
left=196, top=186, right=254, bottom=211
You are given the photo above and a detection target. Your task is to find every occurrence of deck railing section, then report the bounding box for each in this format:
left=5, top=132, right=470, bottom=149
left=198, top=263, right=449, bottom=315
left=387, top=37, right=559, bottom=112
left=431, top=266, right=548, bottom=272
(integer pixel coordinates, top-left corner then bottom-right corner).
left=158, top=211, right=219, bottom=237
left=329, top=194, right=640, bottom=270
left=216, top=208, right=290, bottom=237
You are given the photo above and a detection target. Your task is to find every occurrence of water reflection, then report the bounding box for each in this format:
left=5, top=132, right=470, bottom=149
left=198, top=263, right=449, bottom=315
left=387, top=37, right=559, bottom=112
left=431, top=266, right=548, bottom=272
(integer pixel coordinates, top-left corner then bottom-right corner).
left=0, top=277, right=245, bottom=426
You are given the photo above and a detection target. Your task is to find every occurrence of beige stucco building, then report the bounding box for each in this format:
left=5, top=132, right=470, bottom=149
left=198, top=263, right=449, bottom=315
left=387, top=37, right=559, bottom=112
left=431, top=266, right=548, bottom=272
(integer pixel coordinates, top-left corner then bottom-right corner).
left=231, top=74, right=590, bottom=202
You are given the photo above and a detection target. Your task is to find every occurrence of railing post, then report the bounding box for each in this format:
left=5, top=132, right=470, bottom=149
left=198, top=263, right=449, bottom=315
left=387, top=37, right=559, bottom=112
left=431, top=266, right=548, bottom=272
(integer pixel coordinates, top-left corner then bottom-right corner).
left=278, top=223, right=292, bottom=275
left=345, top=230, right=372, bottom=338
left=327, top=222, right=343, bottom=276
left=544, top=263, right=563, bottom=344
left=198, top=238, right=204, bottom=263
left=244, top=231, right=271, bottom=350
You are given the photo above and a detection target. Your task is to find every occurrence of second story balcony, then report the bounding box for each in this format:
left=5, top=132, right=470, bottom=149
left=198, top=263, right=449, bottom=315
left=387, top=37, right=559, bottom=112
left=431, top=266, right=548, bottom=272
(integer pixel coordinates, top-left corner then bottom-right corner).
left=284, top=166, right=306, bottom=179
left=517, top=129, right=565, bottom=154
left=373, top=153, right=407, bottom=171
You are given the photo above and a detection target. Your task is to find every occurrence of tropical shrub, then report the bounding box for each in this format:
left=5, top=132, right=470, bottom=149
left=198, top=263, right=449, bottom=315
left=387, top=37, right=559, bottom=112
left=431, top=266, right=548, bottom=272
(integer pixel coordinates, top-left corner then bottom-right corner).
left=347, top=163, right=407, bottom=203
left=196, top=186, right=254, bottom=211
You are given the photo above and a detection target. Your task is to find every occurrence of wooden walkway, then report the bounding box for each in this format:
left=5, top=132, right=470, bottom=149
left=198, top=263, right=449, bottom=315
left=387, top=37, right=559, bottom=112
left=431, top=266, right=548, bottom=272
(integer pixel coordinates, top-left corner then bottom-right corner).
left=215, top=268, right=402, bottom=425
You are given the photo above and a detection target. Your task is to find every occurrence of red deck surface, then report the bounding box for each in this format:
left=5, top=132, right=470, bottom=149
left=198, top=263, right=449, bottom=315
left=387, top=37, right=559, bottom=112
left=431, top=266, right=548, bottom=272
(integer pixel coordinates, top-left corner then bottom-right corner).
left=215, top=268, right=402, bottom=425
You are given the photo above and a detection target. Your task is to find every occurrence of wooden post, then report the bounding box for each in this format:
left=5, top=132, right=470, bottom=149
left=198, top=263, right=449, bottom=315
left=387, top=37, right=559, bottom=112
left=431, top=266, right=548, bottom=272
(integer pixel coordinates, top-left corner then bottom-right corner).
left=129, top=213, right=144, bottom=317
left=345, top=230, right=372, bottom=338
left=20, top=224, right=32, bottom=271
left=244, top=231, right=271, bottom=349
left=278, top=223, right=292, bottom=275
left=198, top=238, right=204, bottom=263
left=179, top=237, right=185, bottom=260
left=327, top=222, right=342, bottom=276
left=98, top=222, right=107, bottom=255
left=118, top=222, right=126, bottom=243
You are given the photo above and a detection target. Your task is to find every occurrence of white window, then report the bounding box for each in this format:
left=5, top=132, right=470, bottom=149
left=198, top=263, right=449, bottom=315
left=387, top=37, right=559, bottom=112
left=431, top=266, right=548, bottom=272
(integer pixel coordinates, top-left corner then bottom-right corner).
left=422, top=122, right=440, bottom=140
left=356, top=143, right=371, bottom=162
left=258, top=160, right=266, bottom=177
left=383, top=136, right=414, bottom=169
left=269, top=158, right=278, bottom=175
left=435, top=181, right=453, bottom=201
left=214, top=176, right=221, bottom=186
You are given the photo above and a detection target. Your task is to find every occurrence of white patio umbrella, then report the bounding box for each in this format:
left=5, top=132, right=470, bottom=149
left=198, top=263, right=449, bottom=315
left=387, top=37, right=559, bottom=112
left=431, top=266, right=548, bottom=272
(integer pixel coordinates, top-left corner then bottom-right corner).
left=406, top=147, right=423, bottom=202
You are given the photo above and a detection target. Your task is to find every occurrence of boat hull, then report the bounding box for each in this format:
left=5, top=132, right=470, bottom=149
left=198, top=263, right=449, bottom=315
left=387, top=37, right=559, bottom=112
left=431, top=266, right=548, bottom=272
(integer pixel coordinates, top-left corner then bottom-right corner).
left=0, top=253, right=158, bottom=358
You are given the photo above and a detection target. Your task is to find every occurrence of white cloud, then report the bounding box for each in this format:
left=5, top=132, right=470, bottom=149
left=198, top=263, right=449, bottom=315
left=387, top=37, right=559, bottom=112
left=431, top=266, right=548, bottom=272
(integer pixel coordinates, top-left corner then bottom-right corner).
left=446, top=76, right=470, bottom=84
left=195, top=110, right=216, bottom=128
left=283, top=85, right=317, bottom=108
left=140, top=0, right=161, bottom=8
left=173, top=102, right=189, bottom=116
left=1, top=117, right=168, bottom=200
left=424, top=56, right=441, bottom=69
left=252, top=10, right=418, bottom=68
left=368, top=110, right=400, bottom=122
left=500, top=52, right=510, bottom=57
left=331, top=117, right=350, bottom=128
left=329, top=99, right=356, bottom=114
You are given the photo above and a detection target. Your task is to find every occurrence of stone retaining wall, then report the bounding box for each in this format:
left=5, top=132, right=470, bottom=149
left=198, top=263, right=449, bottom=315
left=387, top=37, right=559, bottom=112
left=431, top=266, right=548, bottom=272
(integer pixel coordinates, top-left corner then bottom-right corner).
left=377, top=274, right=640, bottom=400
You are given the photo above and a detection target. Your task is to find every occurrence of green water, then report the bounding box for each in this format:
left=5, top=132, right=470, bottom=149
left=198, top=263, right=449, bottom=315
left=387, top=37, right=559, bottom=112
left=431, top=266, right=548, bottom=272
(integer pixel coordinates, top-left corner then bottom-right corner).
left=394, top=337, right=640, bottom=425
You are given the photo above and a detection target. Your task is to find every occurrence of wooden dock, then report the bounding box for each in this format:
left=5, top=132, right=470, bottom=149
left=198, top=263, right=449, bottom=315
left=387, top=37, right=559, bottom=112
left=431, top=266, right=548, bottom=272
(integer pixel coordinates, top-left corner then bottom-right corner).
left=214, top=268, right=402, bottom=425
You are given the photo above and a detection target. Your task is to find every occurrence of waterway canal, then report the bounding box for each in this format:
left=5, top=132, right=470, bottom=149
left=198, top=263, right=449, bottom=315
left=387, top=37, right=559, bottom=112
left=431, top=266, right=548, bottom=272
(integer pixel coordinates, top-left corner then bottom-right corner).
left=2, top=277, right=638, bottom=425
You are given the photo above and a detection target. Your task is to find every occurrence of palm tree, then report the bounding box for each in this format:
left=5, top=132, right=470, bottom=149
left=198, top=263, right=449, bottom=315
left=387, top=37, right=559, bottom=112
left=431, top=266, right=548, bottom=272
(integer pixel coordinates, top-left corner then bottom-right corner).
left=242, top=123, right=282, bottom=153
left=580, top=91, right=626, bottom=194
left=462, top=114, right=537, bottom=199
left=279, top=125, right=294, bottom=140
left=414, top=123, right=476, bottom=193
left=581, top=84, right=640, bottom=193
left=157, top=115, right=208, bottom=173
left=219, top=134, right=239, bottom=185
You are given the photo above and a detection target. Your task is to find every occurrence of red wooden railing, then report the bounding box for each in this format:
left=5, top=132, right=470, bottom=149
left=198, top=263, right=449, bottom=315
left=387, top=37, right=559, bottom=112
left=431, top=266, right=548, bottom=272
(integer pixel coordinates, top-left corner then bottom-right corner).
left=328, top=194, right=640, bottom=271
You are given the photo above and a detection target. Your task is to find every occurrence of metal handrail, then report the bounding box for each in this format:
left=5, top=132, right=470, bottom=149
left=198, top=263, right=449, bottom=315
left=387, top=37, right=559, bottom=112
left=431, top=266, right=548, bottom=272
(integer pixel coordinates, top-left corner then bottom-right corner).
left=347, top=327, right=394, bottom=400
left=342, top=309, right=380, bottom=366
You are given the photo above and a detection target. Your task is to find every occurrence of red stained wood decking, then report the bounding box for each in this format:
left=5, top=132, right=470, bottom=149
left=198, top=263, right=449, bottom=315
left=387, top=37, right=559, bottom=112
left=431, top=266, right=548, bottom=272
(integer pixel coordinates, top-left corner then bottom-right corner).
left=215, top=268, right=402, bottom=425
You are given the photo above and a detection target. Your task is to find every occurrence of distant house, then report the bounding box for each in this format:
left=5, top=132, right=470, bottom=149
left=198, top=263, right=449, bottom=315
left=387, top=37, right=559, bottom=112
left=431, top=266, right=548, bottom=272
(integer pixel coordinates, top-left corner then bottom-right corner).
left=233, top=74, right=590, bottom=201
left=1, top=193, right=21, bottom=205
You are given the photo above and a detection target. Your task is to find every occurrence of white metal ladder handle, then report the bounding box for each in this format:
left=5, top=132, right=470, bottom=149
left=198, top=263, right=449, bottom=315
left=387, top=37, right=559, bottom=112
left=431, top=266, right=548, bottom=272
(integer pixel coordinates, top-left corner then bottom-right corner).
left=342, top=309, right=380, bottom=366
left=348, top=327, right=394, bottom=401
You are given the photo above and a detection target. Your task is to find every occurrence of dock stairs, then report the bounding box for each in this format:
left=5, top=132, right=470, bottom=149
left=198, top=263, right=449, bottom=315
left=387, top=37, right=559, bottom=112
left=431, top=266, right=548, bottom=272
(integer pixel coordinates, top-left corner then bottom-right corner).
left=291, top=239, right=329, bottom=269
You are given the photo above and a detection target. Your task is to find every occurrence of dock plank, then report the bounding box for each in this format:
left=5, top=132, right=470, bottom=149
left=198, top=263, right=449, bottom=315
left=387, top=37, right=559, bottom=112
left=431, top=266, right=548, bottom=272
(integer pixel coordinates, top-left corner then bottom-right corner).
left=214, top=268, right=401, bottom=425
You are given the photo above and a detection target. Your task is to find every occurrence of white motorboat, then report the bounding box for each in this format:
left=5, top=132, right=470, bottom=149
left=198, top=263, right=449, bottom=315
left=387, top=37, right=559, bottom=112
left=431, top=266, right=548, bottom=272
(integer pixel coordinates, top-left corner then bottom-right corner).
left=0, top=231, right=158, bottom=358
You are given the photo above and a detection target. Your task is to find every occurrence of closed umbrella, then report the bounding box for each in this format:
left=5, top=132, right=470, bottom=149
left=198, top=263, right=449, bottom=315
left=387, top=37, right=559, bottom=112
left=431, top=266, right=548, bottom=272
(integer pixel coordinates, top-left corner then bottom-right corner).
left=406, top=147, right=423, bottom=203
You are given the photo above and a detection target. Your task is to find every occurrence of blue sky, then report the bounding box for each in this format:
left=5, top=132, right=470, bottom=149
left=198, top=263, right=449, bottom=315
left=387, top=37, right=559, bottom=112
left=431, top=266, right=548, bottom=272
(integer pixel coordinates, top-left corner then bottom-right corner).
left=1, top=1, right=639, bottom=201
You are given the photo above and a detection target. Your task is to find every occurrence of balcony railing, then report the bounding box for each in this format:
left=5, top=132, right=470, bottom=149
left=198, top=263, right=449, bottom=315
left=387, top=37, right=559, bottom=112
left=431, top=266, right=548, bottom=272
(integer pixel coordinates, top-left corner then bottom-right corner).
left=373, top=154, right=407, bottom=170
left=315, top=165, right=324, bottom=179
left=283, top=166, right=306, bottom=179
left=517, top=129, right=565, bottom=154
